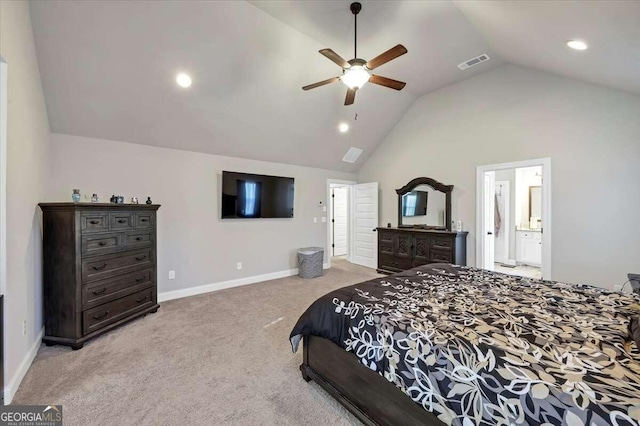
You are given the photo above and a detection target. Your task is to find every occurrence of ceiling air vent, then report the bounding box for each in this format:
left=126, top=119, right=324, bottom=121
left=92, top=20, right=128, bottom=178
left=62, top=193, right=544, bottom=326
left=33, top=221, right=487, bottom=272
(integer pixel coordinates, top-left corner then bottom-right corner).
left=457, top=54, right=490, bottom=71
left=342, top=147, right=363, bottom=163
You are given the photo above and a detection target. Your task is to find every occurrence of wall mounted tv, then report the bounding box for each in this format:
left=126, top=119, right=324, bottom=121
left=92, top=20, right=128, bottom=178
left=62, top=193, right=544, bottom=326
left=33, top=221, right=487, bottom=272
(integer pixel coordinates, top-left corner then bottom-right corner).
left=221, top=171, right=294, bottom=219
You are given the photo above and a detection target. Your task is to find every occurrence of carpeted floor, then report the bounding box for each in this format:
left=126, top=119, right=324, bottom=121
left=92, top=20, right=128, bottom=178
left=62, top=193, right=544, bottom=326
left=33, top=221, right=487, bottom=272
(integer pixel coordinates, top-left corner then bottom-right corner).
left=13, top=259, right=382, bottom=425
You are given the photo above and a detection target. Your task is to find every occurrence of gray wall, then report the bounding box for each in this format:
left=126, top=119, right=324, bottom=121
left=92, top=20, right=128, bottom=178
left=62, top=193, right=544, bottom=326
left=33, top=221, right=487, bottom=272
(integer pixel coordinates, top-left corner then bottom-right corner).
left=358, top=64, right=640, bottom=289
left=0, top=0, right=51, bottom=399
left=49, top=133, right=355, bottom=294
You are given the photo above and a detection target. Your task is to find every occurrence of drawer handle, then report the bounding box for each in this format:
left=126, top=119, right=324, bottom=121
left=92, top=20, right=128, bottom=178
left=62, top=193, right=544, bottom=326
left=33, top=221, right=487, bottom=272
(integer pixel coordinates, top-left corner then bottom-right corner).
left=135, top=276, right=146, bottom=283
left=99, top=241, right=108, bottom=246
left=118, top=219, right=127, bottom=224
left=90, top=220, right=100, bottom=225
left=136, top=295, right=149, bottom=303
left=92, top=263, right=107, bottom=271
left=141, top=218, right=149, bottom=222
left=92, top=287, right=107, bottom=295
left=136, top=255, right=147, bottom=261
left=135, top=237, right=142, bottom=241
left=93, top=311, right=109, bottom=320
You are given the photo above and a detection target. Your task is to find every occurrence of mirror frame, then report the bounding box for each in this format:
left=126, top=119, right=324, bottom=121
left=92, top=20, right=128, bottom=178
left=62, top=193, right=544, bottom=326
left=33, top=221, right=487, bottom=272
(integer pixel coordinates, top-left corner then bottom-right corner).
left=396, top=177, right=454, bottom=230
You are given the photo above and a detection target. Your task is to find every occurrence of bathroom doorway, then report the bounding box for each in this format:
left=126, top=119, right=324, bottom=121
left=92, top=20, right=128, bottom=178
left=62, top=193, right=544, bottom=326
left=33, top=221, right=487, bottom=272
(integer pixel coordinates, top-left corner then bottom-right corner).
left=477, top=159, right=551, bottom=280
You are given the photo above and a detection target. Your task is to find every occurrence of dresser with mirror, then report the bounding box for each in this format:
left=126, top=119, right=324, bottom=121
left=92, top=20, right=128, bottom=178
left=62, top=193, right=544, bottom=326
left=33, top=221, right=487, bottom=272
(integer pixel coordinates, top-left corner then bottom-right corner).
left=377, top=177, right=468, bottom=274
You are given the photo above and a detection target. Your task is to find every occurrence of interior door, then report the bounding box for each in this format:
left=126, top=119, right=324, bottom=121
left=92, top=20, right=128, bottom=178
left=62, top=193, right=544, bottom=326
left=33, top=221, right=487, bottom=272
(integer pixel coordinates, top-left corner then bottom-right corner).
left=350, top=182, right=378, bottom=268
left=494, top=181, right=510, bottom=264
left=332, top=187, right=348, bottom=256
left=483, top=172, right=495, bottom=270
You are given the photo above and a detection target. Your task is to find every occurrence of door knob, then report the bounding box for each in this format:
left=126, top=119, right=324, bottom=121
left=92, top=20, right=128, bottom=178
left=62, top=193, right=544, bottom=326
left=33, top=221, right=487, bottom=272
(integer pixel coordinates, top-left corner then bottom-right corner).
left=487, top=232, right=493, bottom=235
left=372, top=228, right=377, bottom=232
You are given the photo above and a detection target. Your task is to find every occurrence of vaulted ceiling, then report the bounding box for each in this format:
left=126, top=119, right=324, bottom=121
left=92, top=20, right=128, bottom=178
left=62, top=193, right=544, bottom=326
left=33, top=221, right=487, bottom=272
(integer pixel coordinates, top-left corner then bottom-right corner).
left=29, top=1, right=640, bottom=172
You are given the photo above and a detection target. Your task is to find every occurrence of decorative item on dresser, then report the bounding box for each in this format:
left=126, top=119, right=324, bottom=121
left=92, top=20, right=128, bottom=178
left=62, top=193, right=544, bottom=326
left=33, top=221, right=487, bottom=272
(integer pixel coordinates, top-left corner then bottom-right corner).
left=38, top=203, right=160, bottom=349
left=377, top=176, right=467, bottom=274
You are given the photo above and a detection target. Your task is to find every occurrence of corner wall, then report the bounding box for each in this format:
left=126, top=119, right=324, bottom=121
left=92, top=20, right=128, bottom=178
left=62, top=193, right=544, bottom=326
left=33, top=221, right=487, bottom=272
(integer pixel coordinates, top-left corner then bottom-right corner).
left=358, top=64, right=640, bottom=289
left=0, top=0, right=51, bottom=402
left=49, top=133, right=355, bottom=296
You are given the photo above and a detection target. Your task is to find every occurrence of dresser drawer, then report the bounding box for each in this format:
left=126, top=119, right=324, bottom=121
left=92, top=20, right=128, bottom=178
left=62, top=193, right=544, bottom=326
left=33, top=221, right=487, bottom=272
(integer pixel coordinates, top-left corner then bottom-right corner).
left=110, top=212, right=134, bottom=230
left=124, top=230, right=154, bottom=249
left=380, top=254, right=412, bottom=272
left=82, top=268, right=154, bottom=309
left=82, top=288, right=155, bottom=335
left=429, top=250, right=453, bottom=264
left=81, top=232, right=122, bottom=257
left=430, top=237, right=454, bottom=251
left=81, top=213, right=109, bottom=233
left=134, top=212, right=155, bottom=228
left=82, top=249, right=154, bottom=282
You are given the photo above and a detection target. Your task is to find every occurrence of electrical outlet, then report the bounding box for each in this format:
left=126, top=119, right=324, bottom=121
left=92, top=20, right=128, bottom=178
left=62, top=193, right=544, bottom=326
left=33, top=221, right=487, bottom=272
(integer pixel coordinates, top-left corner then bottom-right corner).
left=313, top=217, right=317, bottom=223
left=321, top=217, right=327, bottom=223
left=23, top=320, right=27, bottom=336
left=168, top=270, right=175, bottom=280
left=614, top=284, right=623, bottom=292
left=237, top=262, right=242, bottom=270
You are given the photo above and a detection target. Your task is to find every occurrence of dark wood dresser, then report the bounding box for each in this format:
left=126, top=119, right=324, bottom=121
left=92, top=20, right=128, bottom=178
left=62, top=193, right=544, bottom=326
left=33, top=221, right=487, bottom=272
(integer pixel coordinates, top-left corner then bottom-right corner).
left=377, top=227, right=468, bottom=274
left=39, top=203, right=160, bottom=349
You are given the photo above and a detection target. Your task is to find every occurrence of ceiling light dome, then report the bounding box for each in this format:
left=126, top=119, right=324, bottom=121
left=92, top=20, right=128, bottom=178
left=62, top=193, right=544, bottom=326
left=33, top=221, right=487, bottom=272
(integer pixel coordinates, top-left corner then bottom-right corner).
left=341, top=65, right=370, bottom=89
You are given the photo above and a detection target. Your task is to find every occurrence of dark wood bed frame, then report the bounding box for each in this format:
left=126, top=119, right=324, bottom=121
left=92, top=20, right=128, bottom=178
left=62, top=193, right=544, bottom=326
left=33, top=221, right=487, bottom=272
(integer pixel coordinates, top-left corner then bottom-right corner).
left=301, top=335, right=445, bottom=426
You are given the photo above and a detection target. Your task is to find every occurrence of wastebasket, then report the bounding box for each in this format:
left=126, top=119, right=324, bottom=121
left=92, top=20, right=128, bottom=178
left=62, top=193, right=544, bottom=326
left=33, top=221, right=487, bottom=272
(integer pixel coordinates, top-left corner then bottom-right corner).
left=297, top=247, right=324, bottom=279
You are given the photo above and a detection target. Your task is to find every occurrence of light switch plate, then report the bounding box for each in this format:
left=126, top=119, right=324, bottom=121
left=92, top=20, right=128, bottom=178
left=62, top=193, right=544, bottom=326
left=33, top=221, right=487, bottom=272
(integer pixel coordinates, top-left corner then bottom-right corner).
left=168, top=270, right=175, bottom=280
left=313, top=217, right=317, bottom=223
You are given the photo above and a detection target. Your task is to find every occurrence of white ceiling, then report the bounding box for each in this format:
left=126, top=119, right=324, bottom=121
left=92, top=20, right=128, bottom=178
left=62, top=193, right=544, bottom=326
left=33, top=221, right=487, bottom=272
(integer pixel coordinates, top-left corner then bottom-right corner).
left=29, top=1, right=640, bottom=172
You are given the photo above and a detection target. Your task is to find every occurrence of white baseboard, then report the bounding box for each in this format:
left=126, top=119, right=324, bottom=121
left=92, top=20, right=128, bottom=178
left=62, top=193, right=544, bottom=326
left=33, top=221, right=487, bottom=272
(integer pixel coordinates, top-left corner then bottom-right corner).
left=158, top=262, right=331, bottom=303
left=4, top=327, right=44, bottom=404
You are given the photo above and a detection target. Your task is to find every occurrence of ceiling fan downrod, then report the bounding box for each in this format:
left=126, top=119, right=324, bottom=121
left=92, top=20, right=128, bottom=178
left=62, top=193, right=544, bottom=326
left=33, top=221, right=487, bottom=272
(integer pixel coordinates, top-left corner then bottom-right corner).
left=351, top=2, right=362, bottom=59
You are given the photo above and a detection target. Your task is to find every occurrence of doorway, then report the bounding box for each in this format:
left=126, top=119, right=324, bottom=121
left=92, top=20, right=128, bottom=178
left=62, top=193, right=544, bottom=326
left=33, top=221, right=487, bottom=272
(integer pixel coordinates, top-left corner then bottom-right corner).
left=477, top=159, right=551, bottom=280
left=326, top=179, right=379, bottom=269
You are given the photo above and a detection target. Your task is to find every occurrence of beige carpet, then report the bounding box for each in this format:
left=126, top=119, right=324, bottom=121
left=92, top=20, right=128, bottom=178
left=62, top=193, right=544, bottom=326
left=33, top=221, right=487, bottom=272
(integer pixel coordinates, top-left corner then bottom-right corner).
left=13, top=259, right=382, bottom=425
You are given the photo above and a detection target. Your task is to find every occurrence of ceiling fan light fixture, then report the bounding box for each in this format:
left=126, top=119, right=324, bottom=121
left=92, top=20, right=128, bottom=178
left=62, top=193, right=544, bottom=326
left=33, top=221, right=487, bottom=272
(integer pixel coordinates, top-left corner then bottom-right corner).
left=341, top=66, right=370, bottom=89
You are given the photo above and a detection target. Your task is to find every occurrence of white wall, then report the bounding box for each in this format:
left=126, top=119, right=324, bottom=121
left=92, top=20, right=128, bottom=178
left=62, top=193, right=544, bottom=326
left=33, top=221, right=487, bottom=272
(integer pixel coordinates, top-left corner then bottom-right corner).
left=49, top=134, right=355, bottom=295
left=358, top=64, right=640, bottom=289
left=0, top=0, right=51, bottom=402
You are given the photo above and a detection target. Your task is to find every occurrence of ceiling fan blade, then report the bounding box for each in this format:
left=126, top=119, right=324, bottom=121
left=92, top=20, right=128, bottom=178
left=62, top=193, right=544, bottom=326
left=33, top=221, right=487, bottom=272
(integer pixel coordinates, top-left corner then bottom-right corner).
left=344, top=88, right=356, bottom=106
left=369, top=75, right=406, bottom=91
left=302, top=77, right=340, bottom=91
left=366, top=44, right=408, bottom=70
left=319, top=49, right=350, bottom=69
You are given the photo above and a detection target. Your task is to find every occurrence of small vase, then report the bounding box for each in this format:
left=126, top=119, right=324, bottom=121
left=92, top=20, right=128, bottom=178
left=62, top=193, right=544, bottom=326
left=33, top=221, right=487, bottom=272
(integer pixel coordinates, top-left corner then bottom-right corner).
left=72, top=189, right=81, bottom=203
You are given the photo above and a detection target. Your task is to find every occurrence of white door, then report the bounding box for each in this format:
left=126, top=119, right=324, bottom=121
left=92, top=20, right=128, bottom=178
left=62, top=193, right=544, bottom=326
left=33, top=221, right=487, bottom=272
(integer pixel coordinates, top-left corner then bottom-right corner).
left=332, top=186, right=348, bottom=256
left=350, top=182, right=378, bottom=268
left=483, top=172, right=495, bottom=270
left=494, top=181, right=510, bottom=264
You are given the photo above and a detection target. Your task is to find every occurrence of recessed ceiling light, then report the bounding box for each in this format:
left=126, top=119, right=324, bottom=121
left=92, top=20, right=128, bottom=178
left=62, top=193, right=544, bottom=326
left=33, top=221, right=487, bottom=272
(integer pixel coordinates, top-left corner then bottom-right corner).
left=566, top=40, right=588, bottom=51
left=176, top=73, right=192, bottom=88
left=339, top=123, right=349, bottom=133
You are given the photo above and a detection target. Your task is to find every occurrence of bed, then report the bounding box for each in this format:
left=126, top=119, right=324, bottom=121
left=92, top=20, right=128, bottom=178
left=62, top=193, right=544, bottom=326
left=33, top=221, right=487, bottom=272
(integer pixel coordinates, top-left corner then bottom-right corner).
left=290, top=263, right=640, bottom=426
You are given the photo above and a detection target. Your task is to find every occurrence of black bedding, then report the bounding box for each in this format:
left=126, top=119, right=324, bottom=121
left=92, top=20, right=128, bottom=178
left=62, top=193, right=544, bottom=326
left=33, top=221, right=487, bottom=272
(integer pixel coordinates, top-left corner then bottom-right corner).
left=290, top=263, right=640, bottom=425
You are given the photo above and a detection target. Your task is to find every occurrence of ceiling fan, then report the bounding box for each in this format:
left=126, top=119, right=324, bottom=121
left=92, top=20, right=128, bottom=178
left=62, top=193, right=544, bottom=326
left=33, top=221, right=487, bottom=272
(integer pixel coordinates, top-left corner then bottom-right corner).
left=302, top=2, right=407, bottom=106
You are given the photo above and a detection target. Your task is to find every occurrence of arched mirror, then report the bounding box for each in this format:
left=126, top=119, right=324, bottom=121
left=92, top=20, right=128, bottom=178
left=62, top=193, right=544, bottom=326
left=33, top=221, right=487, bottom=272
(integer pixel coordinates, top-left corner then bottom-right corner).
left=396, top=177, right=453, bottom=230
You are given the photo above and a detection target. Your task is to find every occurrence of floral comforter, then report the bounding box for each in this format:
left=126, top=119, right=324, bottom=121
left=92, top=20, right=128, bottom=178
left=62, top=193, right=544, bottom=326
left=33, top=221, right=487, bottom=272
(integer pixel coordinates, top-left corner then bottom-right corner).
left=290, top=263, right=640, bottom=425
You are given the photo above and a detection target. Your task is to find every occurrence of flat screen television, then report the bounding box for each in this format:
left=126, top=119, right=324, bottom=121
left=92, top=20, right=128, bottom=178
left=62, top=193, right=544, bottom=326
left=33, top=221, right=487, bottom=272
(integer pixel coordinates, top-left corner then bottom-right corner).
left=221, top=171, right=294, bottom=219
left=402, top=190, right=428, bottom=217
